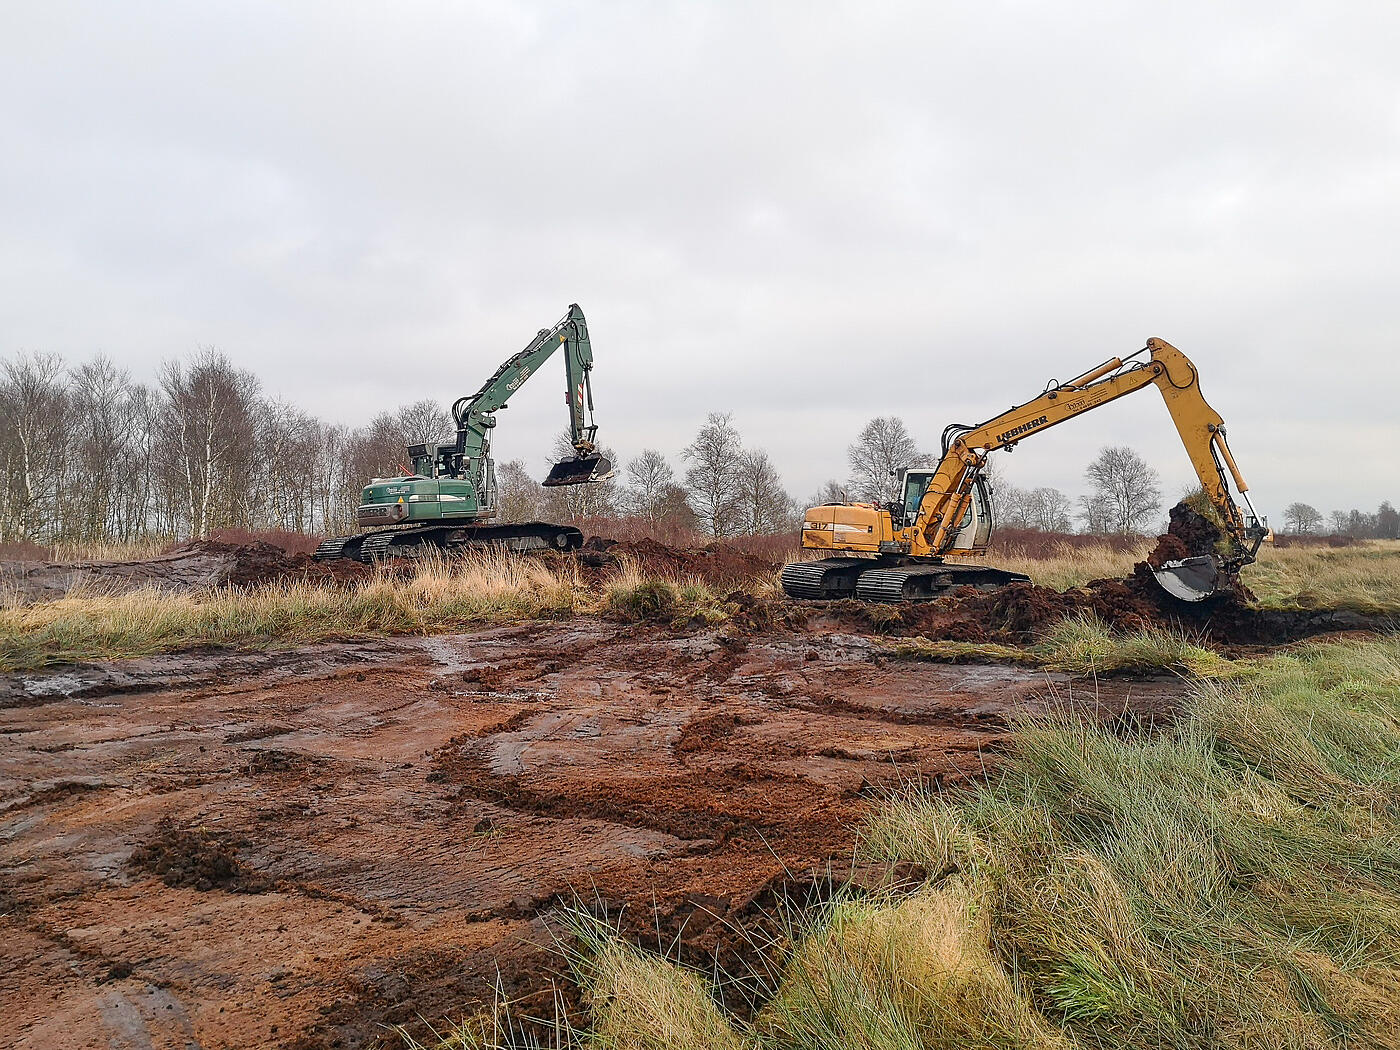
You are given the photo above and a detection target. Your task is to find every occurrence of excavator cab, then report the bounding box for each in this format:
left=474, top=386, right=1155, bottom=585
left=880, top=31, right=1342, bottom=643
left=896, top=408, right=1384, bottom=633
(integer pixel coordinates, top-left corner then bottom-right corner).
left=895, top=469, right=992, bottom=552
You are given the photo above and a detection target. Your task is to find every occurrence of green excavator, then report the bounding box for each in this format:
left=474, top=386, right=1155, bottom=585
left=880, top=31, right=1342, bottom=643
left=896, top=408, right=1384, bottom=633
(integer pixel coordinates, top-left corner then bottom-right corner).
left=314, top=304, right=613, bottom=563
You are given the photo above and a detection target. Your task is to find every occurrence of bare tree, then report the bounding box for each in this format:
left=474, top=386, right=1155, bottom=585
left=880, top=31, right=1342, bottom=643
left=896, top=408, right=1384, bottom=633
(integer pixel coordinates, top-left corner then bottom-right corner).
left=495, top=458, right=544, bottom=522
left=1079, top=446, right=1161, bottom=534
left=69, top=355, right=138, bottom=541
left=808, top=479, right=848, bottom=506
left=847, top=416, right=919, bottom=503
left=1282, top=502, right=1324, bottom=535
left=683, top=412, right=744, bottom=537
left=1025, top=487, right=1074, bottom=531
left=0, top=352, right=70, bottom=540
left=395, top=399, right=454, bottom=448
left=734, top=448, right=792, bottom=534
left=157, top=350, right=261, bottom=539
left=623, top=449, right=674, bottom=521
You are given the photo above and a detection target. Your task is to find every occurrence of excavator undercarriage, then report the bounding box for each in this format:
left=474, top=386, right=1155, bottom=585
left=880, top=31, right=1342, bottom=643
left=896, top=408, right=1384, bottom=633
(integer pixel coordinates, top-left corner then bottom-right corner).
left=780, top=557, right=1030, bottom=601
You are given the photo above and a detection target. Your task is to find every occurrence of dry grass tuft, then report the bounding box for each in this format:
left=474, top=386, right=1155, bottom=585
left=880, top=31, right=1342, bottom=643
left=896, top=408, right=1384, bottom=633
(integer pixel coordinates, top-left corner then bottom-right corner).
left=564, top=913, right=752, bottom=1050
left=758, top=883, right=1070, bottom=1050
left=1244, top=538, right=1400, bottom=615
left=0, top=549, right=586, bottom=670
left=957, top=540, right=1152, bottom=592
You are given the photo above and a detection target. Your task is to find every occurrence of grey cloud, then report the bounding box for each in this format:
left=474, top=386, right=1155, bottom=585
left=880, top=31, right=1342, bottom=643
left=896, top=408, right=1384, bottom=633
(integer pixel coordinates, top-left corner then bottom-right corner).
left=3, top=0, right=1397, bottom=521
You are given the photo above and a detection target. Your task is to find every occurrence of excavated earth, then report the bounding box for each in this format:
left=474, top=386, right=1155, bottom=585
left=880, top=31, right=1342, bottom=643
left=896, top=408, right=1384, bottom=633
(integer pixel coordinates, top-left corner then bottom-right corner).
left=1, top=622, right=1186, bottom=1050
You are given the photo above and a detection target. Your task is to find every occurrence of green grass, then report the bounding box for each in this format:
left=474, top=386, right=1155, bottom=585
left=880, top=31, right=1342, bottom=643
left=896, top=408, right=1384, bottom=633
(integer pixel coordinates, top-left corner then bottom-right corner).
left=891, top=613, right=1236, bottom=677
left=535, top=634, right=1400, bottom=1050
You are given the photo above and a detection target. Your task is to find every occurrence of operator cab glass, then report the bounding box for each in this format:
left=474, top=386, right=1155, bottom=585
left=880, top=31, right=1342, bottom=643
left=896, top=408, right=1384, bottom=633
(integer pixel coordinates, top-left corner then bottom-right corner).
left=407, top=443, right=434, bottom=478
left=902, top=471, right=934, bottom=526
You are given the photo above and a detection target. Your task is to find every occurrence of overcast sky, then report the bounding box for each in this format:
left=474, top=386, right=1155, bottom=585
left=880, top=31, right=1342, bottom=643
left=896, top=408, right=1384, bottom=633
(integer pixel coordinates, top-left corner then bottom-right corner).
left=4, top=1, right=1398, bottom=524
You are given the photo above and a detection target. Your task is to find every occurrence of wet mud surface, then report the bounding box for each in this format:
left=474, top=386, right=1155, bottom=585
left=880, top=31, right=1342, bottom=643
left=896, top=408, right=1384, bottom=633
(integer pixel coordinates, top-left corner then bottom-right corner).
left=0, top=622, right=1184, bottom=1049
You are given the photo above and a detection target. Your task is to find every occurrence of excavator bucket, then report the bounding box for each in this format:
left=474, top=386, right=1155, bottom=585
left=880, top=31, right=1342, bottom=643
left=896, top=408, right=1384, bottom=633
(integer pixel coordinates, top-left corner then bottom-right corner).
left=1152, top=555, right=1222, bottom=602
left=542, top=453, right=614, bottom=487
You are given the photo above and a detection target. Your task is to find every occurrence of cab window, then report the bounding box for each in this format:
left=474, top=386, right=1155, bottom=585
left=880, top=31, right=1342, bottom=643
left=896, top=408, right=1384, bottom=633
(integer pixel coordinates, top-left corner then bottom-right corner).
left=903, top=474, right=931, bottom=523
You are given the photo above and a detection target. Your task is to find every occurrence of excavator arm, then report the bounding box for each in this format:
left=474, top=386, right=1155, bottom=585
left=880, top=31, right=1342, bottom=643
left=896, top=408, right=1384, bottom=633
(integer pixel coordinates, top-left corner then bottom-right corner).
left=441, top=303, right=612, bottom=488
left=909, top=338, right=1266, bottom=597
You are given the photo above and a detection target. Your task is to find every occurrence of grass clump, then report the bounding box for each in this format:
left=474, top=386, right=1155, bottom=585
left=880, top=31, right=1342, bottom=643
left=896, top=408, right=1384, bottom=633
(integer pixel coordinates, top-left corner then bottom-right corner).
left=603, top=558, right=733, bottom=627
left=860, top=633, right=1400, bottom=1047
left=565, top=913, right=752, bottom=1050
left=0, top=550, right=584, bottom=671
left=758, top=884, right=1070, bottom=1050
left=892, top=613, right=1234, bottom=677
left=1031, top=612, right=1234, bottom=676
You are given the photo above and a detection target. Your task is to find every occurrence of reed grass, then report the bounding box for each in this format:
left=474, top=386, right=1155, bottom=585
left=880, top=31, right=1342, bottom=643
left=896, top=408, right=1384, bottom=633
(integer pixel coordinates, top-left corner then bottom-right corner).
left=1243, top=539, right=1400, bottom=615
left=0, top=549, right=586, bottom=671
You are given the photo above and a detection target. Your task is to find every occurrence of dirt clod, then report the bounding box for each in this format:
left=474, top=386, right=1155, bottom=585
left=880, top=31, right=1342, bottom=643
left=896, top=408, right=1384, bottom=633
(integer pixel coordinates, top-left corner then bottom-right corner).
left=129, top=820, right=271, bottom=893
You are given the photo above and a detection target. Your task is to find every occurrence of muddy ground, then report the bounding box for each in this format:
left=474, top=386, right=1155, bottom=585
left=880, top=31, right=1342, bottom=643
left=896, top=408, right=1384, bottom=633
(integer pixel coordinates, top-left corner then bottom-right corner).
left=0, top=620, right=1186, bottom=1050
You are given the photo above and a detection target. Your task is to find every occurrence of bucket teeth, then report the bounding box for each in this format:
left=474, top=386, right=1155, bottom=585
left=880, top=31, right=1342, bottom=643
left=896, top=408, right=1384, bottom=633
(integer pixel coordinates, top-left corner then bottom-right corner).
left=542, top=454, right=614, bottom=487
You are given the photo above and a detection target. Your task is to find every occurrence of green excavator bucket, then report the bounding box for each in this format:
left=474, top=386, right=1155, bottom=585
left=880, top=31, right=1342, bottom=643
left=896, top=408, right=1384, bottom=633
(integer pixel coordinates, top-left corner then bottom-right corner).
left=542, top=453, right=614, bottom=487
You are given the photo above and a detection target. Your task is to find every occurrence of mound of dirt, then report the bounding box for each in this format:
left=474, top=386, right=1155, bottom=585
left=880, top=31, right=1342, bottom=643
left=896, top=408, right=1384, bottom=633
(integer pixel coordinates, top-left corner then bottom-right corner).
left=1143, top=502, right=1221, bottom=569
left=577, top=536, right=778, bottom=589
left=200, top=540, right=373, bottom=588
left=827, top=500, right=1388, bottom=646
left=130, top=820, right=271, bottom=893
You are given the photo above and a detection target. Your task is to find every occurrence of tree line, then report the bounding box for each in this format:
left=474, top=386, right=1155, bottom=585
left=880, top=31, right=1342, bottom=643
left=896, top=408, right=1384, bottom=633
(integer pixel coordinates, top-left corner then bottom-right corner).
left=1282, top=500, right=1400, bottom=539
left=4, top=349, right=1389, bottom=545
left=0, top=349, right=451, bottom=543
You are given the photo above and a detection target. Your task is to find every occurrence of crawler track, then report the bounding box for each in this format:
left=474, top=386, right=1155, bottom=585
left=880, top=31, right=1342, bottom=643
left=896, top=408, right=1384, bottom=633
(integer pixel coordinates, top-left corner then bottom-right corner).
left=781, top=556, right=1031, bottom=601
left=313, top=520, right=584, bottom=562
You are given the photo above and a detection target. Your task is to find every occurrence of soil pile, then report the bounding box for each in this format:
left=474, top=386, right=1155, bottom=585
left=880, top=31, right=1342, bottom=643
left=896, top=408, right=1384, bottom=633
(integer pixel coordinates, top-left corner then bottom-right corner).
left=130, top=820, right=271, bottom=893
left=831, top=500, right=1387, bottom=645
left=204, top=540, right=373, bottom=588
left=577, top=536, right=778, bottom=589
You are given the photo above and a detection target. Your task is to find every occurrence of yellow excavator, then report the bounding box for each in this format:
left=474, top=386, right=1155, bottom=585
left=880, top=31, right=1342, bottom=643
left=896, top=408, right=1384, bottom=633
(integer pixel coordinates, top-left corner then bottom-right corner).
left=781, top=338, right=1267, bottom=603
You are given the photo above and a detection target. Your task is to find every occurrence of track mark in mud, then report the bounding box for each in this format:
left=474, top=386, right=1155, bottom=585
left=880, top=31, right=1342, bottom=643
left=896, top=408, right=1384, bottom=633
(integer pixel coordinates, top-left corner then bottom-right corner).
left=224, top=723, right=295, bottom=743
left=436, top=757, right=843, bottom=846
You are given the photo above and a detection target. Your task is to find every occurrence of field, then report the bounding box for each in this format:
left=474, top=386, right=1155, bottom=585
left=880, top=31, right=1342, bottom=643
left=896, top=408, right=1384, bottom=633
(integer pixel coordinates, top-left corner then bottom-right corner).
left=2, top=529, right=1398, bottom=1049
